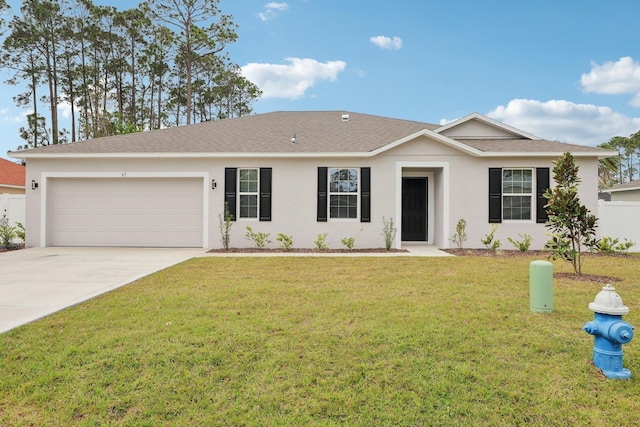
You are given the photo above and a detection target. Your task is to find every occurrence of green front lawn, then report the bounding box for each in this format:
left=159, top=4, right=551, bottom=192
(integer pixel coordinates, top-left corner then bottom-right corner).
left=2, top=255, right=640, bottom=426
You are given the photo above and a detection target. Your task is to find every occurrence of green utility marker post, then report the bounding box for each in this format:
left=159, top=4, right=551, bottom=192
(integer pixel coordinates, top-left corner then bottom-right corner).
left=530, top=260, right=553, bottom=312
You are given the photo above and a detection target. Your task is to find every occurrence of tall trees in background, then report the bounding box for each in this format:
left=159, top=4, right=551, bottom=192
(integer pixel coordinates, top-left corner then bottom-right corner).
left=598, top=132, right=640, bottom=189
left=0, top=0, right=8, bottom=35
left=0, top=0, right=261, bottom=150
left=148, top=0, right=238, bottom=125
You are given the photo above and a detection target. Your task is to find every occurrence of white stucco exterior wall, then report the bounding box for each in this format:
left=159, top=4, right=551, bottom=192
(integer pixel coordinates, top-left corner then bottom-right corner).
left=22, top=140, right=603, bottom=251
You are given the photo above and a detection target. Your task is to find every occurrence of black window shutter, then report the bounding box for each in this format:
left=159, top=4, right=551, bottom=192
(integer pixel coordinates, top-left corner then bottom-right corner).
left=360, top=167, right=371, bottom=222
left=224, top=168, right=237, bottom=221
left=317, top=167, right=328, bottom=222
left=536, top=167, right=550, bottom=223
left=488, top=168, right=502, bottom=223
left=259, top=168, right=272, bottom=221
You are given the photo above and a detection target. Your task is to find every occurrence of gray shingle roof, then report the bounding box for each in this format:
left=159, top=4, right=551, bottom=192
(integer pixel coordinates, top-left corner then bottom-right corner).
left=456, top=138, right=602, bottom=153
left=12, top=111, right=440, bottom=155
left=605, top=179, right=640, bottom=192
left=9, top=111, right=611, bottom=157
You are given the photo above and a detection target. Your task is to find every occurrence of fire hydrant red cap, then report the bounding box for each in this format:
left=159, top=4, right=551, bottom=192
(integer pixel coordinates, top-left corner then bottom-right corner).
left=588, top=284, right=629, bottom=315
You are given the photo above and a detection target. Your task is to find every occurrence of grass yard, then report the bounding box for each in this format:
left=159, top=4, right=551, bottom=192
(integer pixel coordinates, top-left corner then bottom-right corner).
left=1, top=254, right=640, bottom=425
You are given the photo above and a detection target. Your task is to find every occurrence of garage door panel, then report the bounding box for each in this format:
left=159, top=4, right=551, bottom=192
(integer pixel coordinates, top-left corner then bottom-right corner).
left=47, top=178, right=204, bottom=247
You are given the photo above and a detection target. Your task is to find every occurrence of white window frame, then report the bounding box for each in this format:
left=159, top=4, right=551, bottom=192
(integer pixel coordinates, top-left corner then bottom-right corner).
left=502, top=168, right=534, bottom=222
left=328, top=167, right=359, bottom=221
left=238, top=168, right=259, bottom=220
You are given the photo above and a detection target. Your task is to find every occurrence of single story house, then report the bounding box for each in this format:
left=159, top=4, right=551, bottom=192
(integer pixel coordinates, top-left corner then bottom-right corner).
left=603, top=179, right=640, bottom=202
left=0, top=158, right=26, bottom=194
left=9, top=111, right=615, bottom=250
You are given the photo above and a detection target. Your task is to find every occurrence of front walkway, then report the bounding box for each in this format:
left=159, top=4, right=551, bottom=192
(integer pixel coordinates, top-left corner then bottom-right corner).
left=401, top=243, right=454, bottom=257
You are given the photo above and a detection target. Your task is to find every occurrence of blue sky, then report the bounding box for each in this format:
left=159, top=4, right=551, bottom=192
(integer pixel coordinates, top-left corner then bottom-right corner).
left=3, top=0, right=640, bottom=161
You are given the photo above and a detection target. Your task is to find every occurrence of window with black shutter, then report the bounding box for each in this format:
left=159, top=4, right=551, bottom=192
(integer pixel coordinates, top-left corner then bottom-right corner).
left=225, top=167, right=272, bottom=221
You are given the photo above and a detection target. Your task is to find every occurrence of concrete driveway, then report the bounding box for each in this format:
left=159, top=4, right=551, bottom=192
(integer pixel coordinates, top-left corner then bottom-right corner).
left=0, top=247, right=204, bottom=334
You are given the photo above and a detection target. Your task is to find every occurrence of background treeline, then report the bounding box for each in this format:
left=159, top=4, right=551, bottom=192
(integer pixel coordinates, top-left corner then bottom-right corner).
left=598, top=133, right=640, bottom=188
left=0, top=0, right=261, bottom=150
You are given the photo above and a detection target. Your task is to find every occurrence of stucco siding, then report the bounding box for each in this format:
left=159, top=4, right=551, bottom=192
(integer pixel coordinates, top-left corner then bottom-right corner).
left=439, top=156, right=600, bottom=251
left=383, top=134, right=466, bottom=157
left=23, top=150, right=602, bottom=250
left=439, top=120, right=517, bottom=138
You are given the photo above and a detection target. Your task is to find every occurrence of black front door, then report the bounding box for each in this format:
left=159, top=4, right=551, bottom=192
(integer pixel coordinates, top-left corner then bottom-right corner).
left=402, top=178, right=427, bottom=241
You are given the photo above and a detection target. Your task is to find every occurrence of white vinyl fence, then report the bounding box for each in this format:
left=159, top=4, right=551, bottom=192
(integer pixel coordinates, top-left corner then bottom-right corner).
left=1, top=193, right=25, bottom=243
left=598, top=200, right=640, bottom=252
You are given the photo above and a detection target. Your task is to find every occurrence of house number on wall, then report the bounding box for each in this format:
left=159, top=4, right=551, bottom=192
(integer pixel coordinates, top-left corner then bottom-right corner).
left=121, top=173, right=127, bottom=177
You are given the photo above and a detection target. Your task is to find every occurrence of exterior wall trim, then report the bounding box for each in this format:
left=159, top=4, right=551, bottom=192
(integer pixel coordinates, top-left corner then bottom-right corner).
left=39, top=171, right=210, bottom=248
left=395, top=161, right=450, bottom=249
left=13, top=149, right=615, bottom=161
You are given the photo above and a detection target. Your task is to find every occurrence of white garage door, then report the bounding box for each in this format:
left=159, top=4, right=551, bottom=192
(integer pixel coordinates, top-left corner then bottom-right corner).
left=47, top=177, right=204, bottom=247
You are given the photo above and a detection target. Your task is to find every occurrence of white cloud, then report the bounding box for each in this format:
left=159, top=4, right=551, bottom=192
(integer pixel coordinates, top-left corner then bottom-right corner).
left=0, top=107, right=25, bottom=124
left=58, top=100, right=72, bottom=119
left=241, top=57, right=347, bottom=100
left=581, top=57, right=640, bottom=106
left=370, top=35, right=402, bottom=50
left=487, top=99, right=640, bottom=146
left=259, top=2, right=289, bottom=21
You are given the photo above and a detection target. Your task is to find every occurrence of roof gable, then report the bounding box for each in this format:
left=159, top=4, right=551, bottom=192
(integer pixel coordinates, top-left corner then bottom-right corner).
left=435, top=113, right=540, bottom=140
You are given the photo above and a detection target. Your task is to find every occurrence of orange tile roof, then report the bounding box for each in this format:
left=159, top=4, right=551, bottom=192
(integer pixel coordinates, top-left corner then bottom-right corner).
left=0, top=158, right=26, bottom=187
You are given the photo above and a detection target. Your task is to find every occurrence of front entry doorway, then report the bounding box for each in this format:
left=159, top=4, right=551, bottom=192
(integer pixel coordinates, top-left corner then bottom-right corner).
left=402, top=177, right=427, bottom=241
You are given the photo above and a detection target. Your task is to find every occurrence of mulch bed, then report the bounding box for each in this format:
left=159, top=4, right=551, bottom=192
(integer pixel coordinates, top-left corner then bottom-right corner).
left=0, top=244, right=24, bottom=253
left=207, top=247, right=408, bottom=253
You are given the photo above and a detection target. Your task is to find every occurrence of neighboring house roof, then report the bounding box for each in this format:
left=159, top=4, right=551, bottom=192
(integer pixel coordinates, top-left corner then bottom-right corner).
left=604, top=179, right=640, bottom=193
left=0, top=158, right=26, bottom=188
left=8, top=111, right=616, bottom=159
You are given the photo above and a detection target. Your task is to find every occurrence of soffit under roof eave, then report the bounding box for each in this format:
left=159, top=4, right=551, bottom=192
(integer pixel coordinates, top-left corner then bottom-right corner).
left=604, top=184, right=640, bottom=193
left=480, top=151, right=617, bottom=159
left=8, top=151, right=379, bottom=160
left=9, top=146, right=615, bottom=160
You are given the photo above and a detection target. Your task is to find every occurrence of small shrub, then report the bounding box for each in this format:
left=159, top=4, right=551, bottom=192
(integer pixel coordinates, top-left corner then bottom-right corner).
left=381, top=217, right=397, bottom=250
left=616, top=238, right=636, bottom=253
left=0, top=213, right=16, bottom=248
left=314, top=233, right=329, bottom=250
left=481, top=225, right=501, bottom=250
left=508, top=234, right=532, bottom=252
left=450, top=219, right=467, bottom=249
left=341, top=227, right=363, bottom=250
left=14, top=222, right=25, bottom=244
left=598, top=236, right=635, bottom=254
left=276, top=233, right=294, bottom=251
left=218, top=201, right=233, bottom=250
left=245, top=226, right=271, bottom=248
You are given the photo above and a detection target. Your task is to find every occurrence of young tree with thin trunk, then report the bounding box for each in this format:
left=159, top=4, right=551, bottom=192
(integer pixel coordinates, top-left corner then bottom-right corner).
left=543, top=152, right=599, bottom=275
